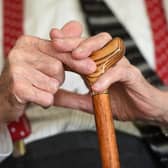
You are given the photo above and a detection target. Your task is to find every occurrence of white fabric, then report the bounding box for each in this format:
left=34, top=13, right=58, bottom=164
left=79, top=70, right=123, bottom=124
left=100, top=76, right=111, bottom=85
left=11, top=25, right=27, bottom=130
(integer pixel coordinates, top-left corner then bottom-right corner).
left=24, top=0, right=89, bottom=94
left=105, top=0, right=168, bottom=70
left=0, top=0, right=168, bottom=161
left=25, top=106, right=96, bottom=143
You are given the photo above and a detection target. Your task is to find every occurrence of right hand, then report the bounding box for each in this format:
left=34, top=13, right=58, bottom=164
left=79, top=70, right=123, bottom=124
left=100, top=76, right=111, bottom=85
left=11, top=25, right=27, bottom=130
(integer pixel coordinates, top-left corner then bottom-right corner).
left=51, top=31, right=168, bottom=125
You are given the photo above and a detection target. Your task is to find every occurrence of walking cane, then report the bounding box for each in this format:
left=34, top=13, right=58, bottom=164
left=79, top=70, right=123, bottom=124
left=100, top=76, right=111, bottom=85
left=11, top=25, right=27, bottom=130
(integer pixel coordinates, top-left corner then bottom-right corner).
left=85, top=37, right=125, bottom=168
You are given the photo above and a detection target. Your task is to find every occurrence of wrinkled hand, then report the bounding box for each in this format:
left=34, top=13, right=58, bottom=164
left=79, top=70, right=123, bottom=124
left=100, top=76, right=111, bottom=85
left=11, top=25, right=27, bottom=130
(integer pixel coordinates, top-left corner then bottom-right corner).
left=0, top=21, right=96, bottom=122
left=51, top=28, right=168, bottom=125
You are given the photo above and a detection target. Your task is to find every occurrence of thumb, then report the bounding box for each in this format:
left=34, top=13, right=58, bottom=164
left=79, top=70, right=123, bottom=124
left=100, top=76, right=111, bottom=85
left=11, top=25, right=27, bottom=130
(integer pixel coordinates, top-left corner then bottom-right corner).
left=54, top=89, right=93, bottom=113
left=50, top=20, right=83, bottom=39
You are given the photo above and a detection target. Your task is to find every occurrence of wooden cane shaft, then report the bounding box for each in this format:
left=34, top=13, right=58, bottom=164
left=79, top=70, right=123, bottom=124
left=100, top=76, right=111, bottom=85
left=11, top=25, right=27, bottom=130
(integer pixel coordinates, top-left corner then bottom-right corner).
left=86, top=37, right=125, bottom=168
left=93, top=93, right=120, bottom=168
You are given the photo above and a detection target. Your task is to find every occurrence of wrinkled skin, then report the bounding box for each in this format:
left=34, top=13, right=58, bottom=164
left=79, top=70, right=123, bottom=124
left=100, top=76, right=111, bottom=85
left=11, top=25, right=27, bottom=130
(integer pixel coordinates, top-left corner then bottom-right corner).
left=50, top=22, right=168, bottom=125
left=0, top=21, right=97, bottom=122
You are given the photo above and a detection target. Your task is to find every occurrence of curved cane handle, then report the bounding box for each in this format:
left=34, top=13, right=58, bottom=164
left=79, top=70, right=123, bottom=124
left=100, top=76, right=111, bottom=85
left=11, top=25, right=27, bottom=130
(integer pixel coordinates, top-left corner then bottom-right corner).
left=86, top=37, right=125, bottom=86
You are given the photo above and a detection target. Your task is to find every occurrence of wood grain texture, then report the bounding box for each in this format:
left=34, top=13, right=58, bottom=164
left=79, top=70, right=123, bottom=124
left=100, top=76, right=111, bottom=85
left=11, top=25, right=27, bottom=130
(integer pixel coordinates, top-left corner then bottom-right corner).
left=86, top=37, right=125, bottom=168
left=86, top=37, right=125, bottom=86
left=93, top=94, right=120, bottom=168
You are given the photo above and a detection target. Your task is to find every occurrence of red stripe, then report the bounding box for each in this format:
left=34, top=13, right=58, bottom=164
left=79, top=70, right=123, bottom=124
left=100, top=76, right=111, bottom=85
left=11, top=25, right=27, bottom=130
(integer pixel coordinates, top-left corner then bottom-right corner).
left=3, top=0, right=23, bottom=56
left=145, top=0, right=168, bottom=85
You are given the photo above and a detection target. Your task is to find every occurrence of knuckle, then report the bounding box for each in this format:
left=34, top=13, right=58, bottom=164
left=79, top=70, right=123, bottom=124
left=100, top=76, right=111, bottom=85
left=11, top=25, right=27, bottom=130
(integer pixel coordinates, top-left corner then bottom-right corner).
left=42, top=95, right=54, bottom=107
left=79, top=42, right=88, bottom=49
left=68, top=59, right=79, bottom=72
left=52, top=60, right=63, bottom=76
left=47, top=79, right=59, bottom=93
left=128, top=65, right=142, bottom=81
left=8, top=48, right=24, bottom=61
left=16, top=35, right=36, bottom=46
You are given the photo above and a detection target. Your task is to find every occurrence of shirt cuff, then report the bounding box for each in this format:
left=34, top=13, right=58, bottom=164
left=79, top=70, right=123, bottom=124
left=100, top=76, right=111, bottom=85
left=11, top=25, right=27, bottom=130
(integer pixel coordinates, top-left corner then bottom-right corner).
left=0, top=123, right=13, bottom=162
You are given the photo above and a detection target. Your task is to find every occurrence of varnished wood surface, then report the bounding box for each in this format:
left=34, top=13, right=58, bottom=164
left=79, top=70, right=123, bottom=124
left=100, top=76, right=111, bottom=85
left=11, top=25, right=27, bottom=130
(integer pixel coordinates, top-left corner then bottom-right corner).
left=86, top=37, right=125, bottom=86
left=93, top=94, right=120, bottom=168
left=86, top=37, right=125, bottom=168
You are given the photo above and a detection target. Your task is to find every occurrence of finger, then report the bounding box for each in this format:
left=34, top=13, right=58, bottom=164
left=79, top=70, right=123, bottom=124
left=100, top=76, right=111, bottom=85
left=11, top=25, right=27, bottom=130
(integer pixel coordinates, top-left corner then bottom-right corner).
left=54, top=89, right=93, bottom=113
left=50, top=21, right=83, bottom=39
left=61, top=20, right=83, bottom=37
left=36, top=38, right=96, bottom=74
left=29, top=51, right=64, bottom=84
left=29, top=68, right=60, bottom=94
left=13, top=64, right=59, bottom=94
left=52, top=37, right=84, bottom=52
left=13, top=79, right=54, bottom=107
left=72, top=32, right=112, bottom=59
left=59, top=53, right=96, bottom=74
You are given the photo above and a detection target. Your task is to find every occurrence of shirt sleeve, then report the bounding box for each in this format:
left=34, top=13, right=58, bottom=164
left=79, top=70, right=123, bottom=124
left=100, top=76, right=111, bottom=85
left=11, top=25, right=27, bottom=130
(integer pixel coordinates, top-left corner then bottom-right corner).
left=0, top=123, right=13, bottom=162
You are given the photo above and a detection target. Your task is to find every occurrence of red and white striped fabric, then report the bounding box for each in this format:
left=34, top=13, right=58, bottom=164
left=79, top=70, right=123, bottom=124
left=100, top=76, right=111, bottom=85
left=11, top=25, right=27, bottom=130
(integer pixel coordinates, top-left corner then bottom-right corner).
left=145, top=0, right=168, bottom=85
left=3, top=0, right=31, bottom=142
left=3, top=0, right=23, bottom=56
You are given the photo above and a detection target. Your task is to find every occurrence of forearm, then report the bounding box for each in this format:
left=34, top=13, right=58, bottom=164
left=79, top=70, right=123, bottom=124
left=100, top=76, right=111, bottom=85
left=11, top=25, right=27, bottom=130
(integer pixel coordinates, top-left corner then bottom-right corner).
left=156, top=90, right=168, bottom=125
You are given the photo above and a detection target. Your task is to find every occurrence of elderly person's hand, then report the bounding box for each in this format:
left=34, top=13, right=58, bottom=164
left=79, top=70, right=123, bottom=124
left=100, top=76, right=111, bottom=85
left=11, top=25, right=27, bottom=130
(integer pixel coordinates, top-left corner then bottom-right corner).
left=0, top=21, right=96, bottom=122
left=51, top=26, right=168, bottom=125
